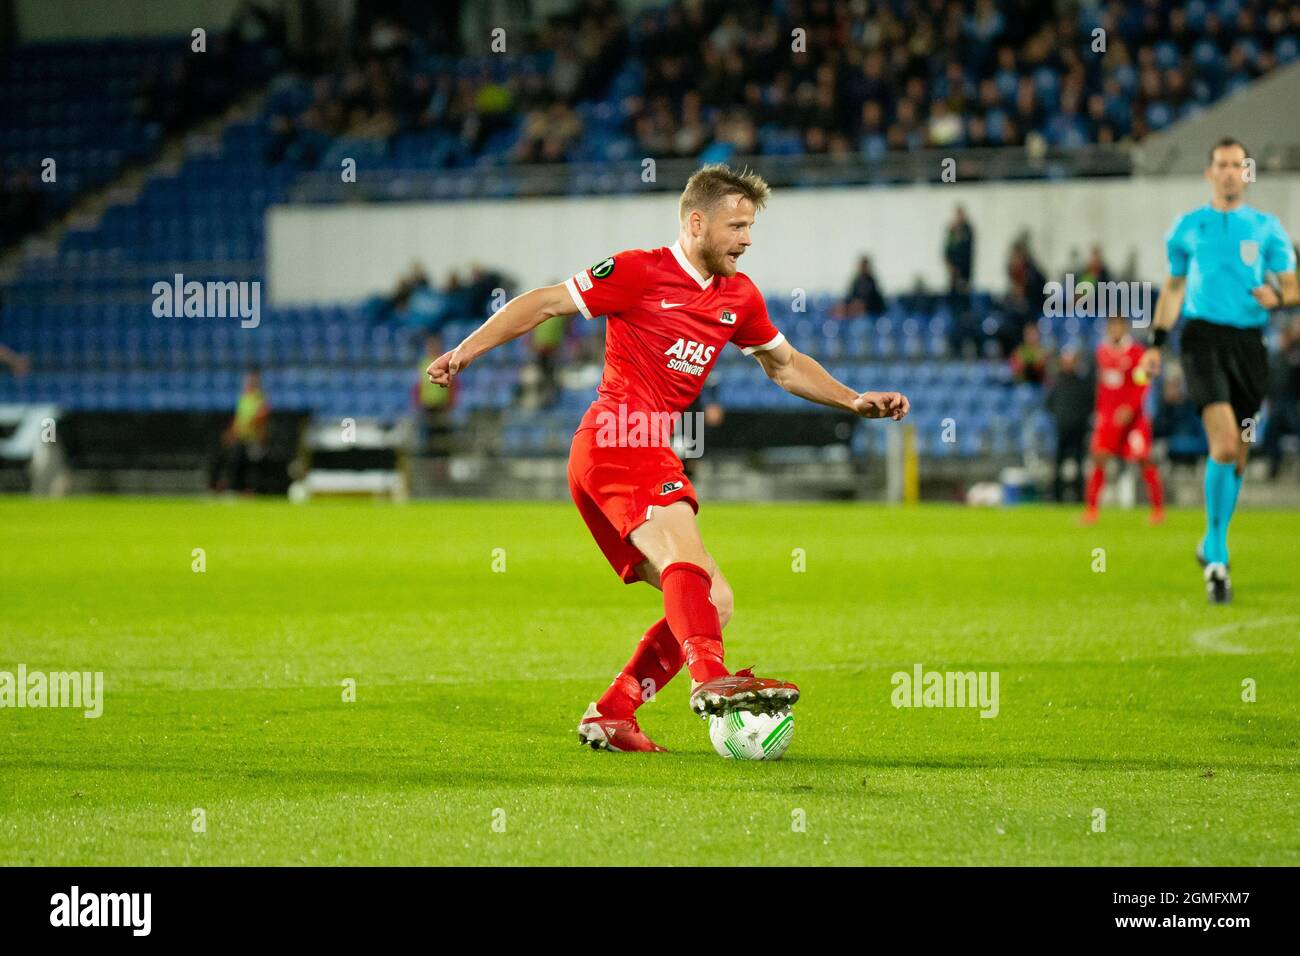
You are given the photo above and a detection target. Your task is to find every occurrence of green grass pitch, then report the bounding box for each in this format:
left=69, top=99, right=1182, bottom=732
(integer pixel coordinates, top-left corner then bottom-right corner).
left=2, top=497, right=1297, bottom=866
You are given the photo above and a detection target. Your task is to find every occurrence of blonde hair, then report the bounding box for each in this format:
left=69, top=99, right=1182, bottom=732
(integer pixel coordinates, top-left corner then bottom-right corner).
left=678, top=164, right=771, bottom=222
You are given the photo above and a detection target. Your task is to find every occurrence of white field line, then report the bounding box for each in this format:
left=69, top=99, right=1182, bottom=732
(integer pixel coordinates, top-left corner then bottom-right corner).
left=1189, top=615, right=1300, bottom=655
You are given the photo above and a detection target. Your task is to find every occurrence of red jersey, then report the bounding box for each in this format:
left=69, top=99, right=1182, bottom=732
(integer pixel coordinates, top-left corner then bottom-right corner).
left=563, top=242, right=784, bottom=437
left=1094, top=338, right=1148, bottom=421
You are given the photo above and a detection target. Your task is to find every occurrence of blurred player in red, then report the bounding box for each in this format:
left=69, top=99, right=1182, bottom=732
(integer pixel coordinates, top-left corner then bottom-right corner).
left=1081, top=315, right=1164, bottom=525
left=427, top=164, right=910, bottom=751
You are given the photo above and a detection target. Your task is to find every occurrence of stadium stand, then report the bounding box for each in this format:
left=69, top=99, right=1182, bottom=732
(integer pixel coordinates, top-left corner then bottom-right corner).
left=273, top=0, right=1300, bottom=177
left=0, top=34, right=279, bottom=249
left=1, top=0, right=1297, bottom=491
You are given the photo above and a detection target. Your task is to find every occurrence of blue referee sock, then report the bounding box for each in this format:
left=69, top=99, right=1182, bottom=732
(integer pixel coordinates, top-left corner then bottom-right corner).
left=1202, top=460, right=1242, bottom=565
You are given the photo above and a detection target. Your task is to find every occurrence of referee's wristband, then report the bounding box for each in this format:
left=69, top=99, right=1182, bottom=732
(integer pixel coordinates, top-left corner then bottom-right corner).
left=1151, top=328, right=1168, bottom=349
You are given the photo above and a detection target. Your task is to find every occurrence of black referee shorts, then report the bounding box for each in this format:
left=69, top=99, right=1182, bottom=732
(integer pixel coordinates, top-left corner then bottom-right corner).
left=1178, top=318, right=1269, bottom=424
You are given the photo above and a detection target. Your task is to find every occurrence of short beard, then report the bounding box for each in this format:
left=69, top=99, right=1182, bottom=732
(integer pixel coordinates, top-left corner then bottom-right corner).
left=702, top=244, right=735, bottom=276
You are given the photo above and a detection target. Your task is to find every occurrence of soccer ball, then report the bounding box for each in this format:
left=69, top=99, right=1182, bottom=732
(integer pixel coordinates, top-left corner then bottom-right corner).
left=707, top=708, right=794, bottom=760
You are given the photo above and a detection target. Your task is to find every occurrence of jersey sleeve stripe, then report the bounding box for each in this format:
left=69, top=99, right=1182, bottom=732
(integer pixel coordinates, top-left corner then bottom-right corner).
left=563, top=276, right=593, bottom=320
left=741, top=332, right=786, bottom=356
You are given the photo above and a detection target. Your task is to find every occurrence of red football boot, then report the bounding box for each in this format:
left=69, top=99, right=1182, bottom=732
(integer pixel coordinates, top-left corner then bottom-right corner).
left=577, top=703, right=667, bottom=753
left=689, top=667, right=799, bottom=717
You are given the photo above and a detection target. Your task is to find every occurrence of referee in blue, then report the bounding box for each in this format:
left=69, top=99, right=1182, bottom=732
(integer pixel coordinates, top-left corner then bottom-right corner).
left=1142, top=138, right=1299, bottom=603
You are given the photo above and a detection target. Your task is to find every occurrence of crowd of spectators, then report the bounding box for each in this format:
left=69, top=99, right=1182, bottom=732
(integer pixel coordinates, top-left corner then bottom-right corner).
left=132, top=4, right=284, bottom=138
left=627, top=0, right=1299, bottom=160
left=823, top=206, right=1300, bottom=485
left=835, top=207, right=1147, bottom=362
left=264, top=2, right=625, bottom=169
left=364, top=261, right=513, bottom=331
left=260, top=0, right=1300, bottom=172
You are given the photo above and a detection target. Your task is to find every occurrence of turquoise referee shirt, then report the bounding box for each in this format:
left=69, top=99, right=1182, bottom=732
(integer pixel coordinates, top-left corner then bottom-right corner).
left=1164, top=203, right=1296, bottom=329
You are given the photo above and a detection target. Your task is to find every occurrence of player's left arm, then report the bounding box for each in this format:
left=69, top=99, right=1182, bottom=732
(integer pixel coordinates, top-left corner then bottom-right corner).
left=1251, top=219, right=1300, bottom=309
left=752, top=339, right=909, bottom=420
left=1250, top=272, right=1299, bottom=309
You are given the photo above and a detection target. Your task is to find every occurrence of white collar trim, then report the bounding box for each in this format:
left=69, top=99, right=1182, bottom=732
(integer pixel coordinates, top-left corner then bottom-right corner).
left=670, top=240, right=713, bottom=289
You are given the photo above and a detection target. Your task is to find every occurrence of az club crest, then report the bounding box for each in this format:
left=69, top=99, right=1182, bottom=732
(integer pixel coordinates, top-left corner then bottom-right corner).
left=719, top=309, right=736, bottom=324
left=661, top=480, right=684, bottom=494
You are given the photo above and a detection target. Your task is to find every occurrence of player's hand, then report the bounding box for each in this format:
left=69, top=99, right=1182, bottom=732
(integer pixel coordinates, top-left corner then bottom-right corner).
left=1251, top=285, right=1281, bottom=309
left=426, top=347, right=471, bottom=387
left=1139, top=347, right=1162, bottom=379
left=853, top=391, right=910, bottom=420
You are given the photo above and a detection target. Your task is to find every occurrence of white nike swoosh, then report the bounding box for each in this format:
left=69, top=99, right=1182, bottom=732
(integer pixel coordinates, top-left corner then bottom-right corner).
left=661, top=299, right=686, bottom=309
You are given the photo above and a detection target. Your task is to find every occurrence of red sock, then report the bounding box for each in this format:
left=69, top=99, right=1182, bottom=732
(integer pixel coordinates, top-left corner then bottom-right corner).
left=1142, top=464, right=1164, bottom=510
left=1085, top=465, right=1105, bottom=510
left=595, top=617, right=682, bottom=718
left=661, top=561, right=727, bottom=681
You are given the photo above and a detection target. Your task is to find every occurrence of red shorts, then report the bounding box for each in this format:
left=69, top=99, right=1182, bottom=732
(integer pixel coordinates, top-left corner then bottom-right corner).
left=567, top=426, right=698, bottom=583
left=1091, top=413, right=1152, bottom=460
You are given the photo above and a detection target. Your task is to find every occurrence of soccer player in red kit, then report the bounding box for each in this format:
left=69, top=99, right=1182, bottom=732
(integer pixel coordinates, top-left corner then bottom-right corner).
left=427, top=164, right=910, bottom=752
left=1081, top=315, right=1164, bottom=525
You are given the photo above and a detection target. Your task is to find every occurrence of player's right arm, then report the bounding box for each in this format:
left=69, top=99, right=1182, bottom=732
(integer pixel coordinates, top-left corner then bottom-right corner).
left=1140, top=274, right=1186, bottom=378
left=426, top=283, right=576, bottom=386
left=1140, top=215, right=1192, bottom=378
left=428, top=251, right=642, bottom=386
